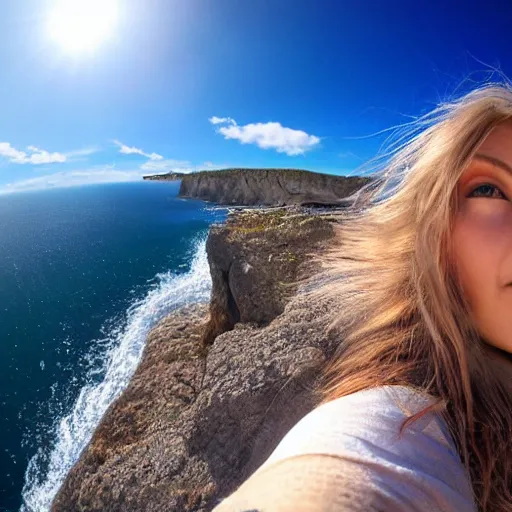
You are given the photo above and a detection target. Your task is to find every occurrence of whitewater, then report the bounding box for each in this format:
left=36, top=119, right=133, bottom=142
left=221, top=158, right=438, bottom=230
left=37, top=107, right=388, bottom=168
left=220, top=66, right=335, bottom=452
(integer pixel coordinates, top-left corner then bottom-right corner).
left=20, top=239, right=211, bottom=512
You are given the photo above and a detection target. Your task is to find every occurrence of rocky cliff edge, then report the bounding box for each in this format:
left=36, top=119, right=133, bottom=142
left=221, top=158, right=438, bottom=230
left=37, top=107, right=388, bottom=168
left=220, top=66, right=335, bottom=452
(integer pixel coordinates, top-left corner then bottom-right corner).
left=52, top=208, right=341, bottom=511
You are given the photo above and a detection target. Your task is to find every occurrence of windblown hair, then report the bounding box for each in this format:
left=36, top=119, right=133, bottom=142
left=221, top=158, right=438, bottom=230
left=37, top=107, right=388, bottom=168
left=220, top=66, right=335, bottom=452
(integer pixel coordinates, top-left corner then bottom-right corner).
left=316, top=83, right=512, bottom=511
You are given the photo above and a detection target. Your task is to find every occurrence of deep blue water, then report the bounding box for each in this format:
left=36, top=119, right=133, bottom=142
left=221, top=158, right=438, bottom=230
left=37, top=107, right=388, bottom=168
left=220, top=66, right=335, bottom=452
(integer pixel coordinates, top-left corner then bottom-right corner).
left=0, top=181, right=225, bottom=512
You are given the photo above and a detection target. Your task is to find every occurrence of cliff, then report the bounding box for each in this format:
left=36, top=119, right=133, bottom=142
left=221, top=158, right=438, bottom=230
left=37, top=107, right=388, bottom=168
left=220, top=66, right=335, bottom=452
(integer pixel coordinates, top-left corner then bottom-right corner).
left=52, top=208, right=341, bottom=511
left=144, top=168, right=370, bottom=206
left=143, top=171, right=188, bottom=181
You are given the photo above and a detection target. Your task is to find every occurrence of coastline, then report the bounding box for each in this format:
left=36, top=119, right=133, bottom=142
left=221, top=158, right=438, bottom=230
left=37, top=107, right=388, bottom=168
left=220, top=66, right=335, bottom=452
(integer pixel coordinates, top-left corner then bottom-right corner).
left=51, top=206, right=340, bottom=511
left=17, top=189, right=220, bottom=512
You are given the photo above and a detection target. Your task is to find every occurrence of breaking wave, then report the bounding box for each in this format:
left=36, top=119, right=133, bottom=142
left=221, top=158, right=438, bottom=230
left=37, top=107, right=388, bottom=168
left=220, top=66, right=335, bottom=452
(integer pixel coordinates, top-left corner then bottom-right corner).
left=20, top=238, right=211, bottom=512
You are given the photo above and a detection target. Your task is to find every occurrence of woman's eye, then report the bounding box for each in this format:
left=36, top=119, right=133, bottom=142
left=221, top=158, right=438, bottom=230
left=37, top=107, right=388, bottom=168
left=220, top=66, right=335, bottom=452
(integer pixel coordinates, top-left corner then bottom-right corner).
left=467, top=183, right=507, bottom=200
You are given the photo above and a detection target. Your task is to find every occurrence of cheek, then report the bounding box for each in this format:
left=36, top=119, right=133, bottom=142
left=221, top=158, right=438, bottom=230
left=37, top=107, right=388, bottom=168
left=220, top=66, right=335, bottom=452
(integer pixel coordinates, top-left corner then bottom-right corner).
left=453, top=208, right=512, bottom=277
left=452, top=202, right=512, bottom=349
left=452, top=206, right=507, bottom=298
left=453, top=206, right=512, bottom=301
left=452, top=217, right=493, bottom=307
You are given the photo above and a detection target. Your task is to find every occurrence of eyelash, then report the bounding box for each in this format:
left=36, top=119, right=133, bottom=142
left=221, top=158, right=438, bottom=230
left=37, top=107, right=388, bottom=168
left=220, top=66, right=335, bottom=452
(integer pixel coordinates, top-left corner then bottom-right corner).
left=467, top=183, right=508, bottom=200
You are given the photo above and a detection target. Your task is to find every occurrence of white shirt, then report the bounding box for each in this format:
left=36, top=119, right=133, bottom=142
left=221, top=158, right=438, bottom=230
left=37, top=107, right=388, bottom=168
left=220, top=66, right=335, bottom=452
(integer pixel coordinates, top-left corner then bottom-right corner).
left=214, top=386, right=476, bottom=511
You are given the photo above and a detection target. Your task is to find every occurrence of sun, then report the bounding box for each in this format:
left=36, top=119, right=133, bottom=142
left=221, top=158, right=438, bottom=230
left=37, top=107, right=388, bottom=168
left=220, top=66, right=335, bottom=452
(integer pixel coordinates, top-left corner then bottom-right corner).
left=47, top=0, right=119, bottom=54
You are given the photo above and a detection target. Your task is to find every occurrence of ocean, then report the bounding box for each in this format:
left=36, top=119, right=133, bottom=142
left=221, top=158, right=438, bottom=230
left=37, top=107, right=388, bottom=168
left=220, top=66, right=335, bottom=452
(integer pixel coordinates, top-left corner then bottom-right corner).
left=0, top=181, right=225, bottom=512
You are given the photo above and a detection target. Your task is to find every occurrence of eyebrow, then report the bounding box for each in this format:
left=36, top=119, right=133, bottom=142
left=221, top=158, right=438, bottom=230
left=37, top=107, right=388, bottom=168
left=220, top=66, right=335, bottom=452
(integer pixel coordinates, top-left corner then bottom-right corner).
left=474, top=153, right=512, bottom=175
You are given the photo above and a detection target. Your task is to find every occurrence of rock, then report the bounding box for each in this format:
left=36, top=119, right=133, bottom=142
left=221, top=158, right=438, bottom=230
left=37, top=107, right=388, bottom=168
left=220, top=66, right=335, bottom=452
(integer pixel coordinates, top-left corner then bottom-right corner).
left=52, top=303, right=210, bottom=512
left=147, top=168, right=371, bottom=206
left=52, top=209, right=340, bottom=512
left=202, top=208, right=335, bottom=345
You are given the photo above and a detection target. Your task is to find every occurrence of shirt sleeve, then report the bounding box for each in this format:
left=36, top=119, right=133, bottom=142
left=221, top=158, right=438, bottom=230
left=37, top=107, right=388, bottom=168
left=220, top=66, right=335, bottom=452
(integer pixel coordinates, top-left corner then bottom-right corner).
left=213, top=386, right=476, bottom=512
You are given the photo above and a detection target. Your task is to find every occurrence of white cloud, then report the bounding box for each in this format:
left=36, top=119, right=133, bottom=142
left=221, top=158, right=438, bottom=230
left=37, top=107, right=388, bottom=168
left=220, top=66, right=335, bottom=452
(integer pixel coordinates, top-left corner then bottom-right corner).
left=64, top=146, right=101, bottom=159
left=141, top=159, right=226, bottom=174
left=209, top=117, right=320, bottom=156
left=0, top=142, right=67, bottom=164
left=208, top=116, right=236, bottom=125
left=0, top=166, right=145, bottom=195
left=140, top=159, right=193, bottom=173
left=202, top=161, right=222, bottom=169
left=113, top=140, right=222, bottom=173
left=0, top=160, right=229, bottom=195
left=113, top=140, right=163, bottom=161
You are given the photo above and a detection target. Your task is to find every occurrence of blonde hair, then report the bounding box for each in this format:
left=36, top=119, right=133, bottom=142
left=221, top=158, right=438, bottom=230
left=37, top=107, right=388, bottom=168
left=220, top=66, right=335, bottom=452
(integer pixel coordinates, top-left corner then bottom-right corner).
left=316, top=83, right=512, bottom=511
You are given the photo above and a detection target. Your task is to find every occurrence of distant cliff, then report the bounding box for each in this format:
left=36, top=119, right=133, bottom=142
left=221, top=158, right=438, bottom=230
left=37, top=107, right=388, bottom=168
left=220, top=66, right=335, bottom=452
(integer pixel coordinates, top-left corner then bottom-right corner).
left=143, top=171, right=188, bottom=181
left=143, top=168, right=370, bottom=206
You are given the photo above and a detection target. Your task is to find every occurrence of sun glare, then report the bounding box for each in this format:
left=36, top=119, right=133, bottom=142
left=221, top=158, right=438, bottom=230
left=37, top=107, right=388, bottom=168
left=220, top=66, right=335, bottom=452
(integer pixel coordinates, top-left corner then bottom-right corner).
left=47, top=0, right=119, bottom=54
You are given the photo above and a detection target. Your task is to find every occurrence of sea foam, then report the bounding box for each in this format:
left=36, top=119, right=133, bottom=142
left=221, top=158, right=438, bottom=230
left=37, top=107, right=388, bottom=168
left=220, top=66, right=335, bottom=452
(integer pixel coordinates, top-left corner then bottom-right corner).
left=20, top=238, right=211, bottom=512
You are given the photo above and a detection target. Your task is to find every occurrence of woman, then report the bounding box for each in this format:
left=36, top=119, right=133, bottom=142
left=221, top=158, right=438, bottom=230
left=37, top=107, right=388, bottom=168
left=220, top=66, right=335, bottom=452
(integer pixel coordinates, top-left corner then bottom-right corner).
left=214, top=83, right=512, bottom=511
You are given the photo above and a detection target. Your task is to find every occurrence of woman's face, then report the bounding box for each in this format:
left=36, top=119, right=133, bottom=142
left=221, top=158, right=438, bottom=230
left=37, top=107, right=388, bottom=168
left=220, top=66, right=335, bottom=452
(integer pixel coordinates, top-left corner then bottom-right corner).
left=453, top=120, right=512, bottom=353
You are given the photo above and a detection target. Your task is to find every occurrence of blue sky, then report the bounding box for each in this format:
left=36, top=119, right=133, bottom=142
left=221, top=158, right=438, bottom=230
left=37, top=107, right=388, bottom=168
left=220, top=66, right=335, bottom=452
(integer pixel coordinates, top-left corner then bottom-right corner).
left=0, top=0, right=511, bottom=194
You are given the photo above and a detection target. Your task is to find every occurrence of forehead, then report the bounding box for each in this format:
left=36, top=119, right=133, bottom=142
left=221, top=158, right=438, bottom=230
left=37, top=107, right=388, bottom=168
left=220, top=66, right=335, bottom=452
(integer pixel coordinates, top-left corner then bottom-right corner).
left=477, top=120, right=512, bottom=163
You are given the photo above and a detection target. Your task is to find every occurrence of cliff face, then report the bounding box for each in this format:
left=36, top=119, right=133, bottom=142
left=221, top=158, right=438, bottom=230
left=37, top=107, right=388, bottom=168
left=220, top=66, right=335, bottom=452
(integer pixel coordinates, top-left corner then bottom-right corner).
left=52, top=209, right=339, bottom=512
left=146, top=168, right=370, bottom=206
